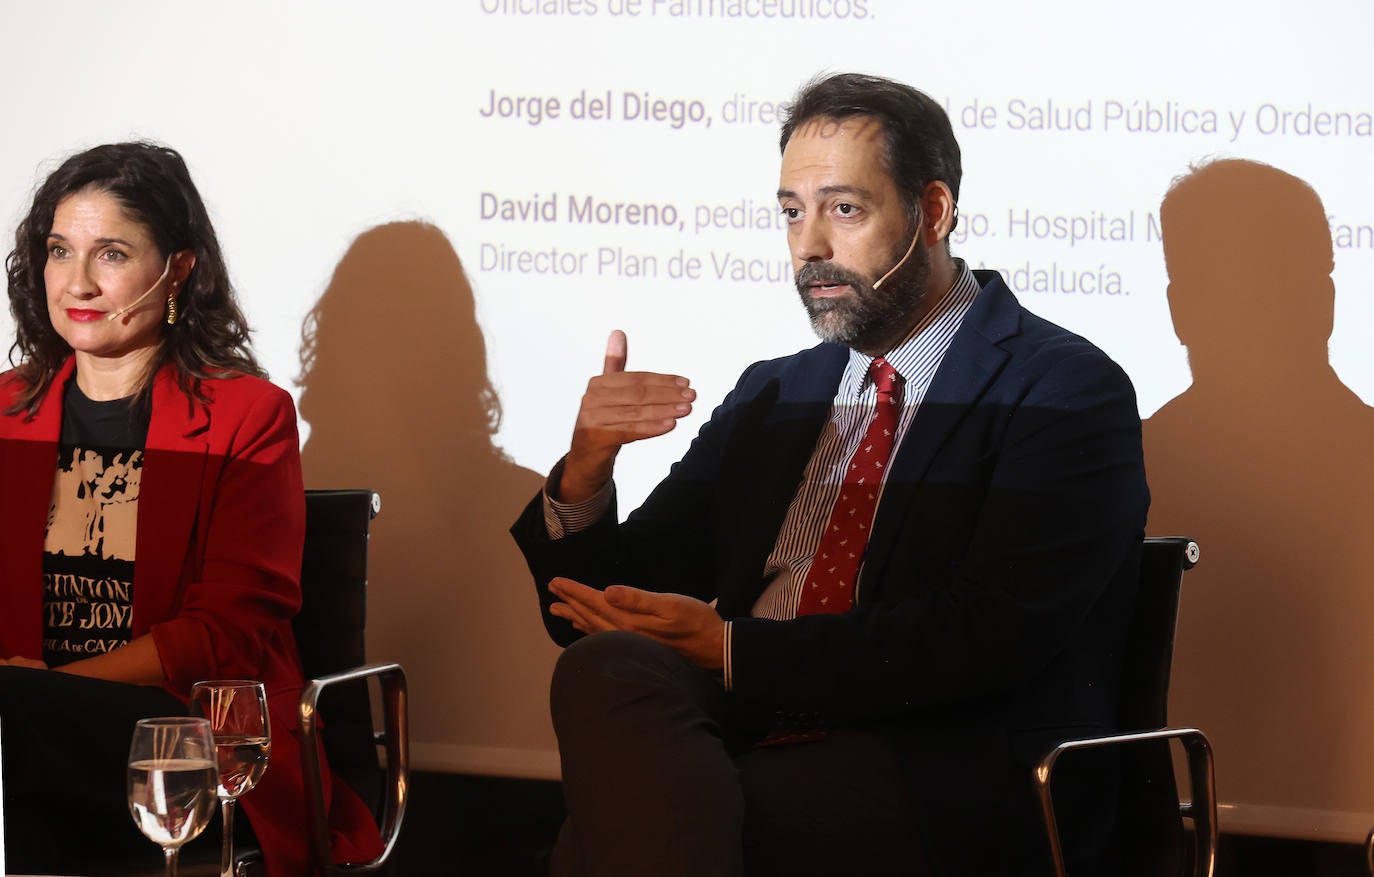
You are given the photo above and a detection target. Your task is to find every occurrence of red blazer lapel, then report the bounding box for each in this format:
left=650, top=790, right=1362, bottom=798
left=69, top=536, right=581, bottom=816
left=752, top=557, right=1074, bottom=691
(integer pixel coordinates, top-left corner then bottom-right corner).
left=0, top=361, right=72, bottom=658
left=132, top=367, right=209, bottom=638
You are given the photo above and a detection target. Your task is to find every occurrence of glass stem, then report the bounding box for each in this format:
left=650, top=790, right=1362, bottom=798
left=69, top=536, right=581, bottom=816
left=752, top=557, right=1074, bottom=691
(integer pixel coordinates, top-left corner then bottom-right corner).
left=165, top=846, right=179, bottom=877
left=221, top=797, right=236, bottom=877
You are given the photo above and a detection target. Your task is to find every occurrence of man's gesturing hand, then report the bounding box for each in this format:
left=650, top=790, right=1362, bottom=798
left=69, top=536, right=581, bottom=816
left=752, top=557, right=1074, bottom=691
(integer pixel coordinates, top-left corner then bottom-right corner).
left=557, top=330, right=696, bottom=504
left=548, top=578, right=725, bottom=670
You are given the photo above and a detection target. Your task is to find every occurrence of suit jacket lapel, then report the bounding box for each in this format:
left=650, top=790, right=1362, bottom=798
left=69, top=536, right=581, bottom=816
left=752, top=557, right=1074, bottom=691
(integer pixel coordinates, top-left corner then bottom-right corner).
left=716, top=344, right=846, bottom=615
left=860, top=274, right=1021, bottom=599
left=760, top=343, right=848, bottom=517
left=133, top=368, right=209, bottom=636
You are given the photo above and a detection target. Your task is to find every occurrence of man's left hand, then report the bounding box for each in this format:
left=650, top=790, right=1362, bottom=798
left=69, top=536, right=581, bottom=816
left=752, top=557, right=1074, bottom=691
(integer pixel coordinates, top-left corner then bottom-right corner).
left=549, top=578, right=725, bottom=670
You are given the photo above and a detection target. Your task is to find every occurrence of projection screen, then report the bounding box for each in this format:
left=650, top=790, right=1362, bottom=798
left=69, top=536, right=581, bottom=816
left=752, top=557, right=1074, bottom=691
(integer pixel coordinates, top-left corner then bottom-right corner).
left=2, top=0, right=1372, bottom=843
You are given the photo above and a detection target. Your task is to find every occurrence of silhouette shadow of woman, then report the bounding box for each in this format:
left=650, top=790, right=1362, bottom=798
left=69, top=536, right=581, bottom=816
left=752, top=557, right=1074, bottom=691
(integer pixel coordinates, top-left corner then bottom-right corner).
left=297, top=222, right=559, bottom=775
left=1145, top=159, right=1374, bottom=826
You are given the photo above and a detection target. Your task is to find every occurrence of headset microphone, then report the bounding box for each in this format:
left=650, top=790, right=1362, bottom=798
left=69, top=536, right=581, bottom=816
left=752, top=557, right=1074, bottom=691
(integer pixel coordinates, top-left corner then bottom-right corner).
left=873, top=200, right=961, bottom=290
left=872, top=230, right=921, bottom=290
left=107, top=253, right=175, bottom=321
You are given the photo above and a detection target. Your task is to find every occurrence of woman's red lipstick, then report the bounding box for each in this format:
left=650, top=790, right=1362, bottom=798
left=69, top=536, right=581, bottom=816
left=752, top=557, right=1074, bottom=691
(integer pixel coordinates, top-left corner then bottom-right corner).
left=65, top=308, right=104, bottom=322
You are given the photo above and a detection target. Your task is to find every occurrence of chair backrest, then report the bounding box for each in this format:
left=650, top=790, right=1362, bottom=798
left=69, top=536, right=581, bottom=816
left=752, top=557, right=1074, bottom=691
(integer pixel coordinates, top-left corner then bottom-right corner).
left=295, top=489, right=383, bottom=812
left=1120, top=537, right=1199, bottom=730
left=1119, top=536, right=1200, bottom=877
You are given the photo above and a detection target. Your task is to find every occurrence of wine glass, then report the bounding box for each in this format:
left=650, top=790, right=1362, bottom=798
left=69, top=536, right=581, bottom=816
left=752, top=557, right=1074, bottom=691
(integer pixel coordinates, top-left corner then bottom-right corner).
left=127, top=716, right=219, bottom=877
left=190, top=680, right=272, bottom=877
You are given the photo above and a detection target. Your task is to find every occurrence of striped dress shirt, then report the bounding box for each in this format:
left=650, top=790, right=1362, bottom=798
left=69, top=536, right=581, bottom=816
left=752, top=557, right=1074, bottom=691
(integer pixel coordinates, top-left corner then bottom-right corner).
left=748, top=262, right=979, bottom=619
left=722, top=262, right=978, bottom=686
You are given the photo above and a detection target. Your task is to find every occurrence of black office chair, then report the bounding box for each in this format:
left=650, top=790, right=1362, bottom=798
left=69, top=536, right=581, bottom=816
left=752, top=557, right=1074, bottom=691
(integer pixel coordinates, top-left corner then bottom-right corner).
left=1034, top=537, right=1217, bottom=877
left=293, top=488, right=409, bottom=875
left=160, top=489, right=409, bottom=877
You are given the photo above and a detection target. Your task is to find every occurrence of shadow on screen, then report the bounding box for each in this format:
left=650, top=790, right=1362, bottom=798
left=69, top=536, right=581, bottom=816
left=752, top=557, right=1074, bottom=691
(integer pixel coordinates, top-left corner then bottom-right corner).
left=1144, top=159, right=1374, bottom=817
left=296, top=221, right=559, bottom=767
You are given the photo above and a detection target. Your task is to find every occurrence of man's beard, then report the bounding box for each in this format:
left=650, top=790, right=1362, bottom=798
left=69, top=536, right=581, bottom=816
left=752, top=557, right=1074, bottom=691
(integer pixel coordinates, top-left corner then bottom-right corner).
left=795, top=237, right=933, bottom=352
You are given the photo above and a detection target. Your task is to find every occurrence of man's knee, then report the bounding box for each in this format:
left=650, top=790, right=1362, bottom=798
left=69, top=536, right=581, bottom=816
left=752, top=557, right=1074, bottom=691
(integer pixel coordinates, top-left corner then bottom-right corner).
left=550, top=631, right=722, bottom=743
left=551, top=630, right=664, bottom=683
left=552, top=632, right=672, bottom=727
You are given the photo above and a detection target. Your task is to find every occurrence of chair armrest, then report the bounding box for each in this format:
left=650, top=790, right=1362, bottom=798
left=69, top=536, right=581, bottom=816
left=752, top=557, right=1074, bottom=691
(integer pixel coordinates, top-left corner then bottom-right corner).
left=1034, top=727, right=1217, bottom=877
left=298, top=662, right=409, bottom=875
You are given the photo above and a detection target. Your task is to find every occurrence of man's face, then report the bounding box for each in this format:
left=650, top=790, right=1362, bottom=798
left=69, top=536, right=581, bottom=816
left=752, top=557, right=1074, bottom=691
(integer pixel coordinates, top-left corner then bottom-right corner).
left=778, top=115, right=930, bottom=354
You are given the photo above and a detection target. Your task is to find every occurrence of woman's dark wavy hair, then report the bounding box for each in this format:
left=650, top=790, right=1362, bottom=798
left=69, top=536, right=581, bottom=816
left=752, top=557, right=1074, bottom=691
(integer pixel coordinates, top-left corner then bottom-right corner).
left=5, top=141, right=263, bottom=418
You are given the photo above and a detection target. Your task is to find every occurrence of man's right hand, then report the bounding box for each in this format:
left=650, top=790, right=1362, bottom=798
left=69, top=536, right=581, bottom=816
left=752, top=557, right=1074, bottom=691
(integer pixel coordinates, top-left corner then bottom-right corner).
left=557, top=329, right=695, bottom=504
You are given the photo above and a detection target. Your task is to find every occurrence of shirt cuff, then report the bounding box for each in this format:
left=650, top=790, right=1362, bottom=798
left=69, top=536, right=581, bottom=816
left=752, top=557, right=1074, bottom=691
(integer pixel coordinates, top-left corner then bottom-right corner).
left=541, top=458, right=614, bottom=539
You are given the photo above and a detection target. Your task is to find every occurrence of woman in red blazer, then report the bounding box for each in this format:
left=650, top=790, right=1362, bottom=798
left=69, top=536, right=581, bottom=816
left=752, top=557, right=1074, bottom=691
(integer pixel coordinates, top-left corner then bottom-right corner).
left=0, top=142, right=382, bottom=875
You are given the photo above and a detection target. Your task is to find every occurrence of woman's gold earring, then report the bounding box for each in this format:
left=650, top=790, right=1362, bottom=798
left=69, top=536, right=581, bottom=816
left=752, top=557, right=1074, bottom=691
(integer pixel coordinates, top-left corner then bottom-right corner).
left=166, top=296, right=177, bottom=325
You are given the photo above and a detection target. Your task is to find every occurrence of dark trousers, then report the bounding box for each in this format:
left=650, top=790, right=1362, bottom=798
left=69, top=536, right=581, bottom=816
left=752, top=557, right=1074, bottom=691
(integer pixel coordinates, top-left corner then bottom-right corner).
left=0, top=667, right=209, bottom=873
left=550, top=631, right=929, bottom=877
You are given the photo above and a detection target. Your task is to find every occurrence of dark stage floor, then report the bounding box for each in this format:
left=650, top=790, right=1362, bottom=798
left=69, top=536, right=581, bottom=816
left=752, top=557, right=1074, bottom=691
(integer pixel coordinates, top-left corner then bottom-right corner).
left=388, top=773, right=564, bottom=876
left=389, top=772, right=1369, bottom=876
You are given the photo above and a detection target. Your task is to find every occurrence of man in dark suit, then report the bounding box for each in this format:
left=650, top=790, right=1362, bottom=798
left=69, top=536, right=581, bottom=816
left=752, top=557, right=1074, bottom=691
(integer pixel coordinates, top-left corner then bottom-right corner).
left=512, top=73, right=1147, bottom=876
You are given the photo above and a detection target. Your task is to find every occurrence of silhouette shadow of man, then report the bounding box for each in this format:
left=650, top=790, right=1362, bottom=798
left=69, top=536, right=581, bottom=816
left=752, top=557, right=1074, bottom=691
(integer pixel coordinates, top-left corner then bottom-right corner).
left=297, top=222, right=559, bottom=779
left=1145, top=159, right=1374, bottom=826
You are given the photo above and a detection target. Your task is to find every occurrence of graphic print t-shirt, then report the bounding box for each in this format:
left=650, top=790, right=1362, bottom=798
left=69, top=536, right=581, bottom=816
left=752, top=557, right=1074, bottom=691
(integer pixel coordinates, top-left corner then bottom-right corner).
left=42, top=380, right=149, bottom=667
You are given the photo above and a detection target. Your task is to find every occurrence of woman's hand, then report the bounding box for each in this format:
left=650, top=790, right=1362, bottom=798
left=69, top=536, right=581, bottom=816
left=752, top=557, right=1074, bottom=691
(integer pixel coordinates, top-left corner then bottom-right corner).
left=52, top=635, right=164, bottom=685
left=0, top=655, right=48, bottom=669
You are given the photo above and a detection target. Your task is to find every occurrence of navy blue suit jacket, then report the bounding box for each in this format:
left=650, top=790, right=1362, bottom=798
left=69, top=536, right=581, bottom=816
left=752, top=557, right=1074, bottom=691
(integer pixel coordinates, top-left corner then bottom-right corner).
left=513, top=271, right=1149, bottom=873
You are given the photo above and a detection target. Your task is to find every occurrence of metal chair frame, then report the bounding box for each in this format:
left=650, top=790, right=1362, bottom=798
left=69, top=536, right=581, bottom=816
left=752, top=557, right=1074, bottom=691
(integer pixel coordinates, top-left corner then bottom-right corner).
left=1033, top=537, right=1218, bottom=877
left=292, top=488, right=409, bottom=875
left=299, top=662, right=410, bottom=874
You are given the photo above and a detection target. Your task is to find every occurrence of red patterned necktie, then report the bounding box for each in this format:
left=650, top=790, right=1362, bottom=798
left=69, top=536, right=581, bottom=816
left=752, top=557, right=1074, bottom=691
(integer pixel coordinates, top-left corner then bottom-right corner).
left=797, top=356, right=904, bottom=616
